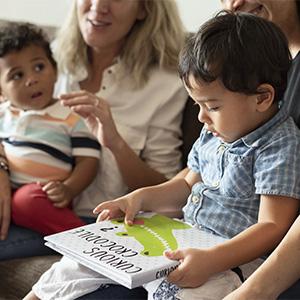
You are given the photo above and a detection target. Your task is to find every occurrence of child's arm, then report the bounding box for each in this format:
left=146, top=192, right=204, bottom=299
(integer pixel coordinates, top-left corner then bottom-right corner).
left=42, top=156, right=98, bottom=208
left=166, top=194, right=300, bottom=288
left=94, top=169, right=201, bottom=225
left=223, top=214, right=300, bottom=300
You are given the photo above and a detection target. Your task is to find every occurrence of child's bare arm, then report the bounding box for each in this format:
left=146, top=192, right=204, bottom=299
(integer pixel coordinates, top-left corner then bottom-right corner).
left=166, top=194, right=300, bottom=288
left=94, top=169, right=201, bottom=225
left=64, top=156, right=99, bottom=197
left=43, top=156, right=98, bottom=208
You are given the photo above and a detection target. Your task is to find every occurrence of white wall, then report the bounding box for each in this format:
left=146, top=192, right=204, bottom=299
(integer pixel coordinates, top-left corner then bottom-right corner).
left=177, top=0, right=221, bottom=32
left=0, top=0, right=71, bottom=27
left=0, top=0, right=222, bottom=31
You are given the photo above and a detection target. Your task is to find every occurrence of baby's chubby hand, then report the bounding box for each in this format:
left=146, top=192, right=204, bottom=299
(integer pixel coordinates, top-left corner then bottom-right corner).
left=40, top=181, right=73, bottom=208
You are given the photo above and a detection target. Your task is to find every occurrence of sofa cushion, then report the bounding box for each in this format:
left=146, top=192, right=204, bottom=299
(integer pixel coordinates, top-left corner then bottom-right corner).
left=0, top=255, right=61, bottom=299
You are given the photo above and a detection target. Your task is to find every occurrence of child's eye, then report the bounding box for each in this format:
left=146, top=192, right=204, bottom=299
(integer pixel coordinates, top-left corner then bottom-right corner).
left=207, top=107, right=219, bottom=112
left=10, top=72, right=23, bottom=81
left=34, top=63, right=45, bottom=72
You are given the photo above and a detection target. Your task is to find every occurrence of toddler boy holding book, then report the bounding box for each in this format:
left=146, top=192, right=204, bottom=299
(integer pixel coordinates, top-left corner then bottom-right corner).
left=27, top=11, right=300, bottom=300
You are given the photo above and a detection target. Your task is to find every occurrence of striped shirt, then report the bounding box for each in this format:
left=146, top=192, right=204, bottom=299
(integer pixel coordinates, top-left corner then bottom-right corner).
left=184, top=107, right=300, bottom=239
left=0, top=101, right=100, bottom=187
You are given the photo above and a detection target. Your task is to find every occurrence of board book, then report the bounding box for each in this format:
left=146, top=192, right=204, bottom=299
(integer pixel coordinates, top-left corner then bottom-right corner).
left=45, top=213, right=226, bottom=289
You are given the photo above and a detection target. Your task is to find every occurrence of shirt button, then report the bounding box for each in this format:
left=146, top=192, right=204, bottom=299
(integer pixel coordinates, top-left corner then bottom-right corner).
left=108, top=70, right=112, bottom=74
left=217, top=144, right=226, bottom=154
left=102, top=86, right=106, bottom=90
left=191, top=195, right=200, bottom=203
left=212, top=181, right=220, bottom=188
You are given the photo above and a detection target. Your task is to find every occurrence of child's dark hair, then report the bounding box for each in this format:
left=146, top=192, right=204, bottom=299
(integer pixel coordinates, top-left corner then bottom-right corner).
left=179, top=10, right=292, bottom=102
left=0, top=22, right=56, bottom=69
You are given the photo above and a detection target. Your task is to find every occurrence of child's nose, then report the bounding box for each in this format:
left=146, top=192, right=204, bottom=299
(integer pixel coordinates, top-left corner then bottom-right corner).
left=198, top=108, right=211, bottom=124
left=25, top=75, right=38, bottom=87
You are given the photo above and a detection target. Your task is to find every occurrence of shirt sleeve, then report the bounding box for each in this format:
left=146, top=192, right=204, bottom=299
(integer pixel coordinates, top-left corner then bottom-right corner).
left=254, top=128, right=300, bottom=199
left=141, top=87, right=187, bottom=179
left=71, top=116, right=101, bottom=159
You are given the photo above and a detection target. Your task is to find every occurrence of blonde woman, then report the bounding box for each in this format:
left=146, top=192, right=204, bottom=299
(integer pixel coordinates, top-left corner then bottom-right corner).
left=0, top=0, right=187, bottom=266
left=52, top=0, right=188, bottom=219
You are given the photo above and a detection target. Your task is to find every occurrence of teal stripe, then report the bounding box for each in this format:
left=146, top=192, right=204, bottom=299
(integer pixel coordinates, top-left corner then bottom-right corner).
left=26, top=126, right=70, bottom=148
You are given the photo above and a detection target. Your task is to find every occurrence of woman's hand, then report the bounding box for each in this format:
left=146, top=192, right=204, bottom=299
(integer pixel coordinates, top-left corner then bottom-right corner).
left=41, top=181, right=73, bottom=208
left=60, top=91, right=123, bottom=151
left=93, top=190, right=144, bottom=225
left=165, top=247, right=218, bottom=288
left=0, top=170, right=11, bottom=240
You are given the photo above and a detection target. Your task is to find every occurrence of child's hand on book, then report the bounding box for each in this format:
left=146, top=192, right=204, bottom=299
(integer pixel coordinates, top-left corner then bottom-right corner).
left=164, top=248, right=218, bottom=288
left=93, top=190, right=144, bottom=225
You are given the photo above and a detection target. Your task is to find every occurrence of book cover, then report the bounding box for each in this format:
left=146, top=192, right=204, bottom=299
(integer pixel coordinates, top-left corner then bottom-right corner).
left=45, top=213, right=226, bottom=289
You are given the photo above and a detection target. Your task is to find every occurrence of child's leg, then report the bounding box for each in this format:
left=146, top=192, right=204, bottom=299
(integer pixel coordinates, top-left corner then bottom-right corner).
left=175, top=270, right=242, bottom=300
left=12, top=183, right=85, bottom=235
left=23, top=291, right=40, bottom=300
left=33, top=256, right=114, bottom=299
left=147, top=259, right=264, bottom=300
left=145, top=270, right=242, bottom=300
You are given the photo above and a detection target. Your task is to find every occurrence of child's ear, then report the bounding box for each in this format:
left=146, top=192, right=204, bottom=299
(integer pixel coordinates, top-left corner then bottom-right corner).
left=255, top=84, right=275, bottom=112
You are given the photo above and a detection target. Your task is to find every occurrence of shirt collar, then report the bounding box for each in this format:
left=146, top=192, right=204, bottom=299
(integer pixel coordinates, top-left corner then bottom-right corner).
left=240, top=107, right=289, bottom=148
left=6, top=100, right=71, bottom=119
left=71, top=56, right=121, bottom=82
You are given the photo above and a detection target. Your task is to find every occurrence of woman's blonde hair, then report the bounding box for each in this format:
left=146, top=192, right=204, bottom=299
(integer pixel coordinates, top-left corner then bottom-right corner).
left=54, top=0, right=186, bottom=88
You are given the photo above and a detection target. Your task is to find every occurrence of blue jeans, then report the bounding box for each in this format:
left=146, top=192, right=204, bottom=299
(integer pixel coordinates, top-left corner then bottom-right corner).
left=76, top=285, right=147, bottom=300
left=0, top=217, right=96, bottom=261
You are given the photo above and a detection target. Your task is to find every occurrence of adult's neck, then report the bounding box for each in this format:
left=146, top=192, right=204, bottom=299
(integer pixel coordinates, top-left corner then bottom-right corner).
left=283, top=18, right=300, bottom=58
left=88, top=45, right=120, bottom=75
left=80, top=45, right=121, bottom=93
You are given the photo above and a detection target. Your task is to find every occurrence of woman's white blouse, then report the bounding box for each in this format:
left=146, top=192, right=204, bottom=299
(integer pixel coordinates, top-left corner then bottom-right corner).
left=54, top=61, right=187, bottom=217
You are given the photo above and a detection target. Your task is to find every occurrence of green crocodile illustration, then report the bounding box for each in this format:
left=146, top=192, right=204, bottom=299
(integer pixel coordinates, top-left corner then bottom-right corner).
left=112, top=214, right=190, bottom=257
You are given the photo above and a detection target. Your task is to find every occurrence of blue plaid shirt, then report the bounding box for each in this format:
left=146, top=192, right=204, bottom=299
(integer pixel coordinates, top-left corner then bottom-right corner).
left=183, top=108, right=300, bottom=239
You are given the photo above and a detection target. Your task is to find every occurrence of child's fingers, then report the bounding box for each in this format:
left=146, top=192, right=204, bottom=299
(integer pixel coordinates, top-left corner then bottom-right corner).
left=164, top=249, right=184, bottom=261
left=97, top=209, right=110, bottom=222
left=53, top=200, right=69, bottom=208
left=47, top=194, right=63, bottom=202
left=124, top=210, right=137, bottom=226
left=41, top=181, right=58, bottom=192
left=93, top=202, right=111, bottom=214
left=167, top=264, right=185, bottom=284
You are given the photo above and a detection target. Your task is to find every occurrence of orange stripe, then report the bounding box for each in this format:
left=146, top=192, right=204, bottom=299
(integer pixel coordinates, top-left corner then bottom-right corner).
left=36, top=113, right=79, bottom=127
left=7, top=154, right=70, bottom=181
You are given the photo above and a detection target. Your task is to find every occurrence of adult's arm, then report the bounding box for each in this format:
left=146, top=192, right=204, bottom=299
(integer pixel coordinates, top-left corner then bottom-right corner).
left=0, top=144, right=11, bottom=240
left=60, top=88, right=186, bottom=190
left=223, top=214, right=300, bottom=300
